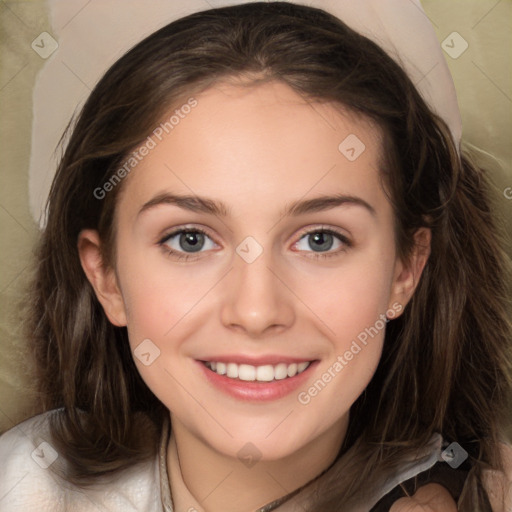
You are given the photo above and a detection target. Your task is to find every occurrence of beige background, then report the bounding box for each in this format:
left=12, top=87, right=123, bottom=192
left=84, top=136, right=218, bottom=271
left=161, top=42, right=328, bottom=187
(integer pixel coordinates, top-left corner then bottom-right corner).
left=0, top=0, right=511, bottom=435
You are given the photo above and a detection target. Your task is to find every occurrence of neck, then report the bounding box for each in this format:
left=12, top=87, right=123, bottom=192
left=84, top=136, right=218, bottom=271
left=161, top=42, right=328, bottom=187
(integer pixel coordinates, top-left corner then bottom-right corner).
left=168, top=413, right=348, bottom=512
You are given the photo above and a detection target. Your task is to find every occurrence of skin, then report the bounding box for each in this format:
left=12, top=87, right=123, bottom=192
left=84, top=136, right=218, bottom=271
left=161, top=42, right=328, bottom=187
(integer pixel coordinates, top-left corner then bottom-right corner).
left=78, top=80, right=449, bottom=511
left=390, top=484, right=458, bottom=511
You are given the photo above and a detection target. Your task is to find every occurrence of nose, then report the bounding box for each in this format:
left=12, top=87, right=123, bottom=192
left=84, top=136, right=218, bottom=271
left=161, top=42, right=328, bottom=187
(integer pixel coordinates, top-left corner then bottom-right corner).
left=220, top=247, right=295, bottom=337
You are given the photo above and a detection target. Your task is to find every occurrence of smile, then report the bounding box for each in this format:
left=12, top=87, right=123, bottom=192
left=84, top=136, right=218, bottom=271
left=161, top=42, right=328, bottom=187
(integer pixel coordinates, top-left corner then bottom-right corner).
left=196, top=355, right=319, bottom=401
left=202, top=361, right=312, bottom=382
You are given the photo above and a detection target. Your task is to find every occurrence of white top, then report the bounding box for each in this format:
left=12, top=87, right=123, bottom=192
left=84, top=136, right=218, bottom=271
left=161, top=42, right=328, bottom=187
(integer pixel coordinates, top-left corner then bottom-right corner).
left=0, top=409, right=463, bottom=511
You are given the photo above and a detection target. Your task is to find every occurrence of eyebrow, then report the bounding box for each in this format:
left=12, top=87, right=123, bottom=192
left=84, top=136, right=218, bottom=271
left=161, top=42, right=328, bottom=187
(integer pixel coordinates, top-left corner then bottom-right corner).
left=137, top=192, right=376, bottom=219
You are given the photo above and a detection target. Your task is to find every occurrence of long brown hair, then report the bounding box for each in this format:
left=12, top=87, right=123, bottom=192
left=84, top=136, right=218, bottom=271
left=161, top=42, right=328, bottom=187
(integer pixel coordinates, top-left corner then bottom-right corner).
left=25, top=2, right=511, bottom=509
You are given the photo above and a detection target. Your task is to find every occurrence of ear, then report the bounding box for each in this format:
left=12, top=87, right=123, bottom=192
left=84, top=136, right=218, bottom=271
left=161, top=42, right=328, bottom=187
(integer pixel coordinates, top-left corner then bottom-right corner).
left=77, top=229, right=127, bottom=327
left=388, top=227, right=431, bottom=316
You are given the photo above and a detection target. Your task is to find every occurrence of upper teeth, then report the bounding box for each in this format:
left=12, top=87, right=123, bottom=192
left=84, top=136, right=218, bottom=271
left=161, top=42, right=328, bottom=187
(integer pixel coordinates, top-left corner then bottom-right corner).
left=204, top=361, right=311, bottom=381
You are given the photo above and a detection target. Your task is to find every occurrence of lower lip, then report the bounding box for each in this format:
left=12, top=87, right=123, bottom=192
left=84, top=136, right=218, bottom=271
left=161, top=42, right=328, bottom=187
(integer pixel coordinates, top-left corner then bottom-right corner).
left=196, top=360, right=319, bottom=402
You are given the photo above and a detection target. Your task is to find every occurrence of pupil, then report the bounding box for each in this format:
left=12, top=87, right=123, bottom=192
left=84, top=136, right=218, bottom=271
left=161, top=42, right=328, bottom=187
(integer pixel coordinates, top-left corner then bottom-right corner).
left=180, top=232, right=204, bottom=252
left=310, top=232, right=333, bottom=252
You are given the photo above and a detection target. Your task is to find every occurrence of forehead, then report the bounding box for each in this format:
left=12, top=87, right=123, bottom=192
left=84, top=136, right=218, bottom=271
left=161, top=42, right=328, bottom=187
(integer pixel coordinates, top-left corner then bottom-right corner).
left=117, top=80, right=386, bottom=219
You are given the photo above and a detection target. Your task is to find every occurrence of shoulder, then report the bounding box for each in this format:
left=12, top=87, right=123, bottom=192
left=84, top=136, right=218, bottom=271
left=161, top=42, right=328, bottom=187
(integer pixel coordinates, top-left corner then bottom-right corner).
left=0, top=409, right=164, bottom=512
left=0, top=410, right=66, bottom=511
left=390, top=441, right=512, bottom=512
left=482, top=441, right=512, bottom=511
left=389, top=483, right=458, bottom=512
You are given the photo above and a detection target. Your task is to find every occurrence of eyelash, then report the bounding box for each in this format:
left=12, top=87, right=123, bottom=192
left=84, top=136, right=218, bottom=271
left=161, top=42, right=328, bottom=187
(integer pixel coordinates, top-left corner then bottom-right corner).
left=157, top=226, right=352, bottom=261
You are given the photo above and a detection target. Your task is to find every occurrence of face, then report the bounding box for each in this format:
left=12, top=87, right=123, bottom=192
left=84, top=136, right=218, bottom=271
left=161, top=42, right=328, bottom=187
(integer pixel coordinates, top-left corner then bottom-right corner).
left=80, top=80, right=427, bottom=462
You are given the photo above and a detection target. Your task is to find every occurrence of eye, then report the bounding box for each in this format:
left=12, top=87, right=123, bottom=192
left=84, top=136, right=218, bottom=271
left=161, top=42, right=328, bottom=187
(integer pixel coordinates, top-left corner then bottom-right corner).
left=293, top=227, right=351, bottom=259
left=158, top=225, right=351, bottom=262
left=158, top=227, right=217, bottom=260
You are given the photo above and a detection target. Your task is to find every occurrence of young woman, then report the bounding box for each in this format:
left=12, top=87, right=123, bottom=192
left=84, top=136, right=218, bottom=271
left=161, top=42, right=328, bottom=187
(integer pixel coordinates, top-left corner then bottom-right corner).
left=1, top=2, right=510, bottom=511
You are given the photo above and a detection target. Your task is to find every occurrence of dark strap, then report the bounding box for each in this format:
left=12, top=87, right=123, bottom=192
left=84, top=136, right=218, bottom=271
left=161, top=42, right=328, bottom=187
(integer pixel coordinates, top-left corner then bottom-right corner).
left=370, top=458, right=492, bottom=511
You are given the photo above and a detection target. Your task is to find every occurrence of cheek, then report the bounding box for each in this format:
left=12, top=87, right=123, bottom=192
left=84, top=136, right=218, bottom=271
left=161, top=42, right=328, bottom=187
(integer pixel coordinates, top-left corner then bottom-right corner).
left=292, top=250, right=396, bottom=419
left=116, top=246, right=211, bottom=342
left=297, top=250, right=397, bottom=338
left=117, top=264, right=197, bottom=406
left=296, top=281, right=389, bottom=434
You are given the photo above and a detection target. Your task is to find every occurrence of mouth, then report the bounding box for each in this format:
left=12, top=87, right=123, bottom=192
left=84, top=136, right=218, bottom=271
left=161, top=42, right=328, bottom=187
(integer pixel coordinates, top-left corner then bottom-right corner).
left=200, top=360, right=312, bottom=382
left=196, top=357, right=319, bottom=402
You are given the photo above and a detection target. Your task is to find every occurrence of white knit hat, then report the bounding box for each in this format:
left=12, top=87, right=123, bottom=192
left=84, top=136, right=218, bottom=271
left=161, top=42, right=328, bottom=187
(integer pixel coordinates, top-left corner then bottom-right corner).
left=314, top=0, right=462, bottom=149
left=29, top=0, right=462, bottom=226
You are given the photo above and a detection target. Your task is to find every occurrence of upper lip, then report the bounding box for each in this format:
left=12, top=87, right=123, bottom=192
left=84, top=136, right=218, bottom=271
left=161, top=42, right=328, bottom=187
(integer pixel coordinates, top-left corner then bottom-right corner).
left=197, top=355, right=317, bottom=366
